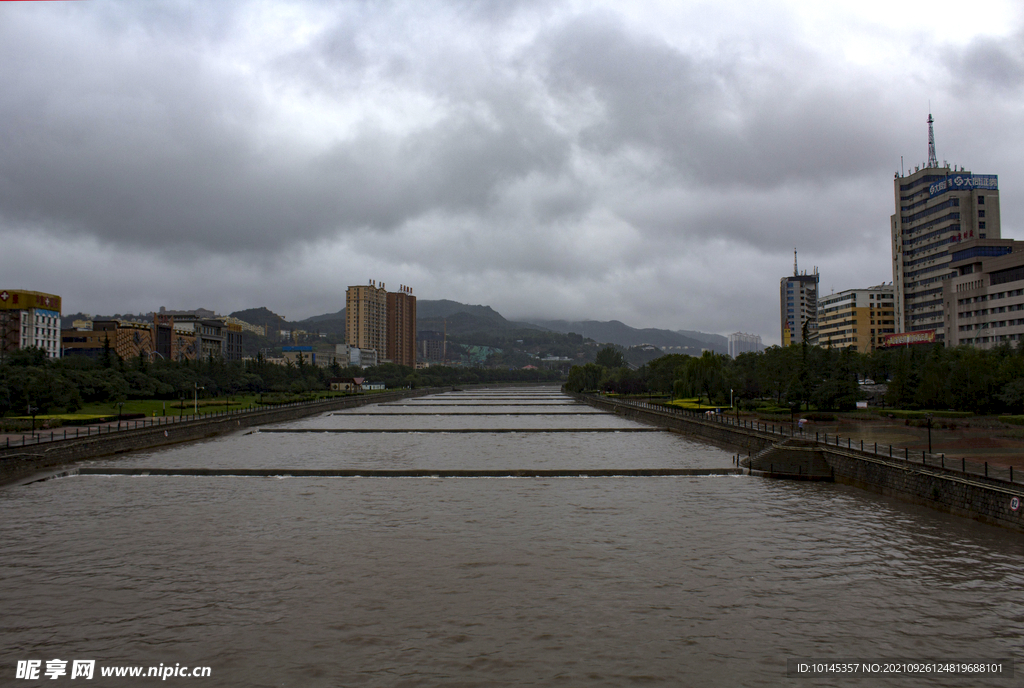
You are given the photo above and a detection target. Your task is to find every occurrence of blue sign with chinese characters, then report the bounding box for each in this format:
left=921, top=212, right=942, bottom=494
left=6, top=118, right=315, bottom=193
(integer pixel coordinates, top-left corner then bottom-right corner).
left=929, top=174, right=998, bottom=197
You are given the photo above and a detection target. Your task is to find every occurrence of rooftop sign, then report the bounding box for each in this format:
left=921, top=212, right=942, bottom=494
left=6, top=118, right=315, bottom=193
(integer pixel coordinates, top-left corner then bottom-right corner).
left=929, top=174, right=998, bottom=198
left=0, top=289, right=61, bottom=312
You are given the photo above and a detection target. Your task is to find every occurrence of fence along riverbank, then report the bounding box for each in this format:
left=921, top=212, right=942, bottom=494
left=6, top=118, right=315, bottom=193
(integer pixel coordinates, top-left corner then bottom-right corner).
left=0, top=389, right=439, bottom=486
left=571, top=392, right=1024, bottom=532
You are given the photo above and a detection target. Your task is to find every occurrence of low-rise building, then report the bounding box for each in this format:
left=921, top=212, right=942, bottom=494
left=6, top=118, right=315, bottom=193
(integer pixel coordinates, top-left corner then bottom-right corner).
left=944, top=238, right=1024, bottom=348
left=65, top=319, right=198, bottom=362
left=329, top=377, right=364, bottom=392
left=818, top=284, right=895, bottom=352
left=336, top=343, right=378, bottom=368
left=0, top=289, right=62, bottom=359
left=282, top=345, right=316, bottom=366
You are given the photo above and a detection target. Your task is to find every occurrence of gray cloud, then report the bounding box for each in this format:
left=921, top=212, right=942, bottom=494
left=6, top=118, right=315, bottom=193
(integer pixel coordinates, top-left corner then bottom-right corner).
left=0, top=1, right=1022, bottom=343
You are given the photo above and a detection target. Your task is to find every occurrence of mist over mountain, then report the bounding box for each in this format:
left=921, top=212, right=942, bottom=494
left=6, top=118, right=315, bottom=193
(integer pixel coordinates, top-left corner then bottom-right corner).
left=524, top=319, right=727, bottom=354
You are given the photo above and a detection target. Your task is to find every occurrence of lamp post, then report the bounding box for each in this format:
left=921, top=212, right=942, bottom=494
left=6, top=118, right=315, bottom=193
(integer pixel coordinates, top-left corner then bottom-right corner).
left=926, top=413, right=933, bottom=455
left=117, top=401, right=125, bottom=430
left=178, top=394, right=184, bottom=419
left=194, top=383, right=205, bottom=414
left=27, top=403, right=38, bottom=438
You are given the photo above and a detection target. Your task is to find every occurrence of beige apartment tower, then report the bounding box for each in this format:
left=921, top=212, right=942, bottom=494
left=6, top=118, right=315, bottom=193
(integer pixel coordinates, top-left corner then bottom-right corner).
left=891, top=114, right=1000, bottom=343
left=345, top=282, right=388, bottom=356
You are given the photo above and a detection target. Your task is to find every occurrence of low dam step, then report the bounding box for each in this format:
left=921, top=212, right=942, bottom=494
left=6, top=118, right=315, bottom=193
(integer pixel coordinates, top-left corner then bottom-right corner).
left=74, top=467, right=743, bottom=478
left=330, top=412, right=604, bottom=416
left=259, top=428, right=665, bottom=434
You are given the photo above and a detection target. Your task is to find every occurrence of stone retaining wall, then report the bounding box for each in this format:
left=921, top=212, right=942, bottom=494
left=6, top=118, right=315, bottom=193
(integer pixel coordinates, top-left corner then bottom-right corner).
left=0, top=389, right=436, bottom=485
left=571, top=393, right=775, bottom=456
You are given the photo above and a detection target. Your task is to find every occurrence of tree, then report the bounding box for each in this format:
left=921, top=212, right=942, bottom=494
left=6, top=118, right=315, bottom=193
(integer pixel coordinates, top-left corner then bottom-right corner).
left=565, top=363, right=604, bottom=392
left=595, top=347, right=626, bottom=369
left=680, top=351, right=728, bottom=403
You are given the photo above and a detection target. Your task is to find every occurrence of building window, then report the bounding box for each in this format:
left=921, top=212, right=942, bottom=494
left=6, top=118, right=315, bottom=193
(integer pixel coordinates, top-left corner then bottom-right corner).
left=978, top=195, right=985, bottom=204
left=979, top=222, right=986, bottom=229
left=979, top=210, right=985, bottom=218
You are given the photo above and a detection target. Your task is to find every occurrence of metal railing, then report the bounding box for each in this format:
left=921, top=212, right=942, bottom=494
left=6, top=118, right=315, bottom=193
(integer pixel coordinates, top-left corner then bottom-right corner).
left=591, top=395, right=1022, bottom=488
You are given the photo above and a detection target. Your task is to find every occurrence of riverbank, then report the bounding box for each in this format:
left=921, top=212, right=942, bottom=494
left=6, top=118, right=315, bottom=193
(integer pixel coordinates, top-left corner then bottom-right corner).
left=0, top=388, right=440, bottom=486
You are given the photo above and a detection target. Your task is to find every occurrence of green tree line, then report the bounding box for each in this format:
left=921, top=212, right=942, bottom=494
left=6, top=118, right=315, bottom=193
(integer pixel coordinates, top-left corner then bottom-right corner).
left=566, top=343, right=1024, bottom=414
left=0, top=347, right=562, bottom=417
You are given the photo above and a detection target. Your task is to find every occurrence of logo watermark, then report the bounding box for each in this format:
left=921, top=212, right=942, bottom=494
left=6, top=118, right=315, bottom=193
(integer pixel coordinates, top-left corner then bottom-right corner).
left=16, top=660, right=211, bottom=681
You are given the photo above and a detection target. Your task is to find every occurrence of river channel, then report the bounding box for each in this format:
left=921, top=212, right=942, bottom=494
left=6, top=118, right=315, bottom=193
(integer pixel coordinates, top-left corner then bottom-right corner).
left=1, top=387, right=1022, bottom=686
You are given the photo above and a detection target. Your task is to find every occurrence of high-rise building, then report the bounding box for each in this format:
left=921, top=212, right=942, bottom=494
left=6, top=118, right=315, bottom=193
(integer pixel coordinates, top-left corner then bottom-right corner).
left=418, top=330, right=446, bottom=362
left=780, top=251, right=818, bottom=346
left=345, top=282, right=388, bottom=356
left=818, top=284, right=895, bottom=353
left=727, top=332, right=763, bottom=358
left=386, top=286, right=417, bottom=368
left=346, top=281, right=418, bottom=366
left=0, top=289, right=62, bottom=360
left=891, top=114, right=1000, bottom=342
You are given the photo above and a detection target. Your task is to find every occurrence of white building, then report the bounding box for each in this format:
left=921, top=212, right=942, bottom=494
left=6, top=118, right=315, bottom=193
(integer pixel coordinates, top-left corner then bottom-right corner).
left=727, top=333, right=763, bottom=358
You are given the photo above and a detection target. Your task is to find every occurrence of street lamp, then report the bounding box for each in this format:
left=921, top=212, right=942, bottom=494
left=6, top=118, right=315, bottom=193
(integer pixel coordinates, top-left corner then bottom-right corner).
left=178, top=394, right=185, bottom=419
left=27, top=403, right=38, bottom=437
left=194, top=383, right=205, bottom=414
left=117, top=401, right=125, bottom=430
left=926, top=413, right=933, bottom=455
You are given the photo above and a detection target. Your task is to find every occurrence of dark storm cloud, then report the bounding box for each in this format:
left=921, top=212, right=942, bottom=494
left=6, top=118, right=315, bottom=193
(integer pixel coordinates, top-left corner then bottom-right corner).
left=1, top=0, right=1022, bottom=337
left=0, top=0, right=581, bottom=253
left=945, top=31, right=1024, bottom=93
left=0, top=1, right=893, bottom=256
left=536, top=14, right=901, bottom=189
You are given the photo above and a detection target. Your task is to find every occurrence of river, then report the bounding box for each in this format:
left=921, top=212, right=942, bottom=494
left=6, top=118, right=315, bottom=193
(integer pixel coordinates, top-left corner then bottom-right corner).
left=1, top=387, right=1021, bottom=686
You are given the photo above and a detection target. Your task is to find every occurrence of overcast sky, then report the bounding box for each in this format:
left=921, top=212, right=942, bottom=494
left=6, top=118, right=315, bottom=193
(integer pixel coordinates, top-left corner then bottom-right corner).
left=2, top=0, right=1023, bottom=344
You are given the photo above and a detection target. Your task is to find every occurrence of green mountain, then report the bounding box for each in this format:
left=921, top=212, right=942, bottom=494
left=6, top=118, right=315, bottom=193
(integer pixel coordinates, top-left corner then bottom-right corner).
left=229, top=307, right=289, bottom=329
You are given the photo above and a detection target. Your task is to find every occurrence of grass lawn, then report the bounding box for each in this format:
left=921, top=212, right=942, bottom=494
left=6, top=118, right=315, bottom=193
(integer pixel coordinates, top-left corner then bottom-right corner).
left=7, top=390, right=380, bottom=423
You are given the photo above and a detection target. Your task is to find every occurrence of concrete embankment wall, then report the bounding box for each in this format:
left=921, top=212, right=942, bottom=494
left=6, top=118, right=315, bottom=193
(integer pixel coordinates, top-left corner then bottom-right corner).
left=0, top=389, right=436, bottom=486
left=573, top=393, right=1024, bottom=532
left=571, top=392, right=777, bottom=456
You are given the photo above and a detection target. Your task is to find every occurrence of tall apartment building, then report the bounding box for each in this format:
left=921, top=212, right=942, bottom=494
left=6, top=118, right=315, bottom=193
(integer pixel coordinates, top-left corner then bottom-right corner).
left=818, top=284, right=895, bottom=353
left=386, top=286, right=417, bottom=367
left=891, top=114, right=1000, bottom=343
left=780, top=252, right=818, bottom=346
left=727, top=332, right=763, bottom=358
left=0, top=289, right=62, bottom=360
left=347, top=281, right=418, bottom=366
left=346, top=281, right=389, bottom=357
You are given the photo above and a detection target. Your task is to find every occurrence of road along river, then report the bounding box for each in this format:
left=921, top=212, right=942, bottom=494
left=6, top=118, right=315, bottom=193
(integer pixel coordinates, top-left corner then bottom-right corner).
left=1, top=387, right=1022, bottom=686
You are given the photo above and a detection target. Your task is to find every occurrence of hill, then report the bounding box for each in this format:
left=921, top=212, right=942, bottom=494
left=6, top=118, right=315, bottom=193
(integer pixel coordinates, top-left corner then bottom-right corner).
left=524, top=319, right=726, bottom=354
left=295, top=300, right=546, bottom=338
left=230, top=307, right=289, bottom=329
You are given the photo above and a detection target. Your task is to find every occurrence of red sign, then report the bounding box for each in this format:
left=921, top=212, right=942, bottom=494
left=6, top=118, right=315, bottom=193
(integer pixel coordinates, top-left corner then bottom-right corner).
left=884, top=330, right=936, bottom=347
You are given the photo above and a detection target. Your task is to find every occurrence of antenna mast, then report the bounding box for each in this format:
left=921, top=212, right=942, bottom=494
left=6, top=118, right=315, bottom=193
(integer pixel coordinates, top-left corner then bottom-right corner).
left=794, top=248, right=798, bottom=276
left=927, top=112, right=938, bottom=168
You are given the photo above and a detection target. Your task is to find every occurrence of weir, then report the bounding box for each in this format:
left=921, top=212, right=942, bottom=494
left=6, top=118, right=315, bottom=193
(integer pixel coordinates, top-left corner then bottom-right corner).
left=259, top=428, right=664, bottom=434
left=71, top=467, right=743, bottom=478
